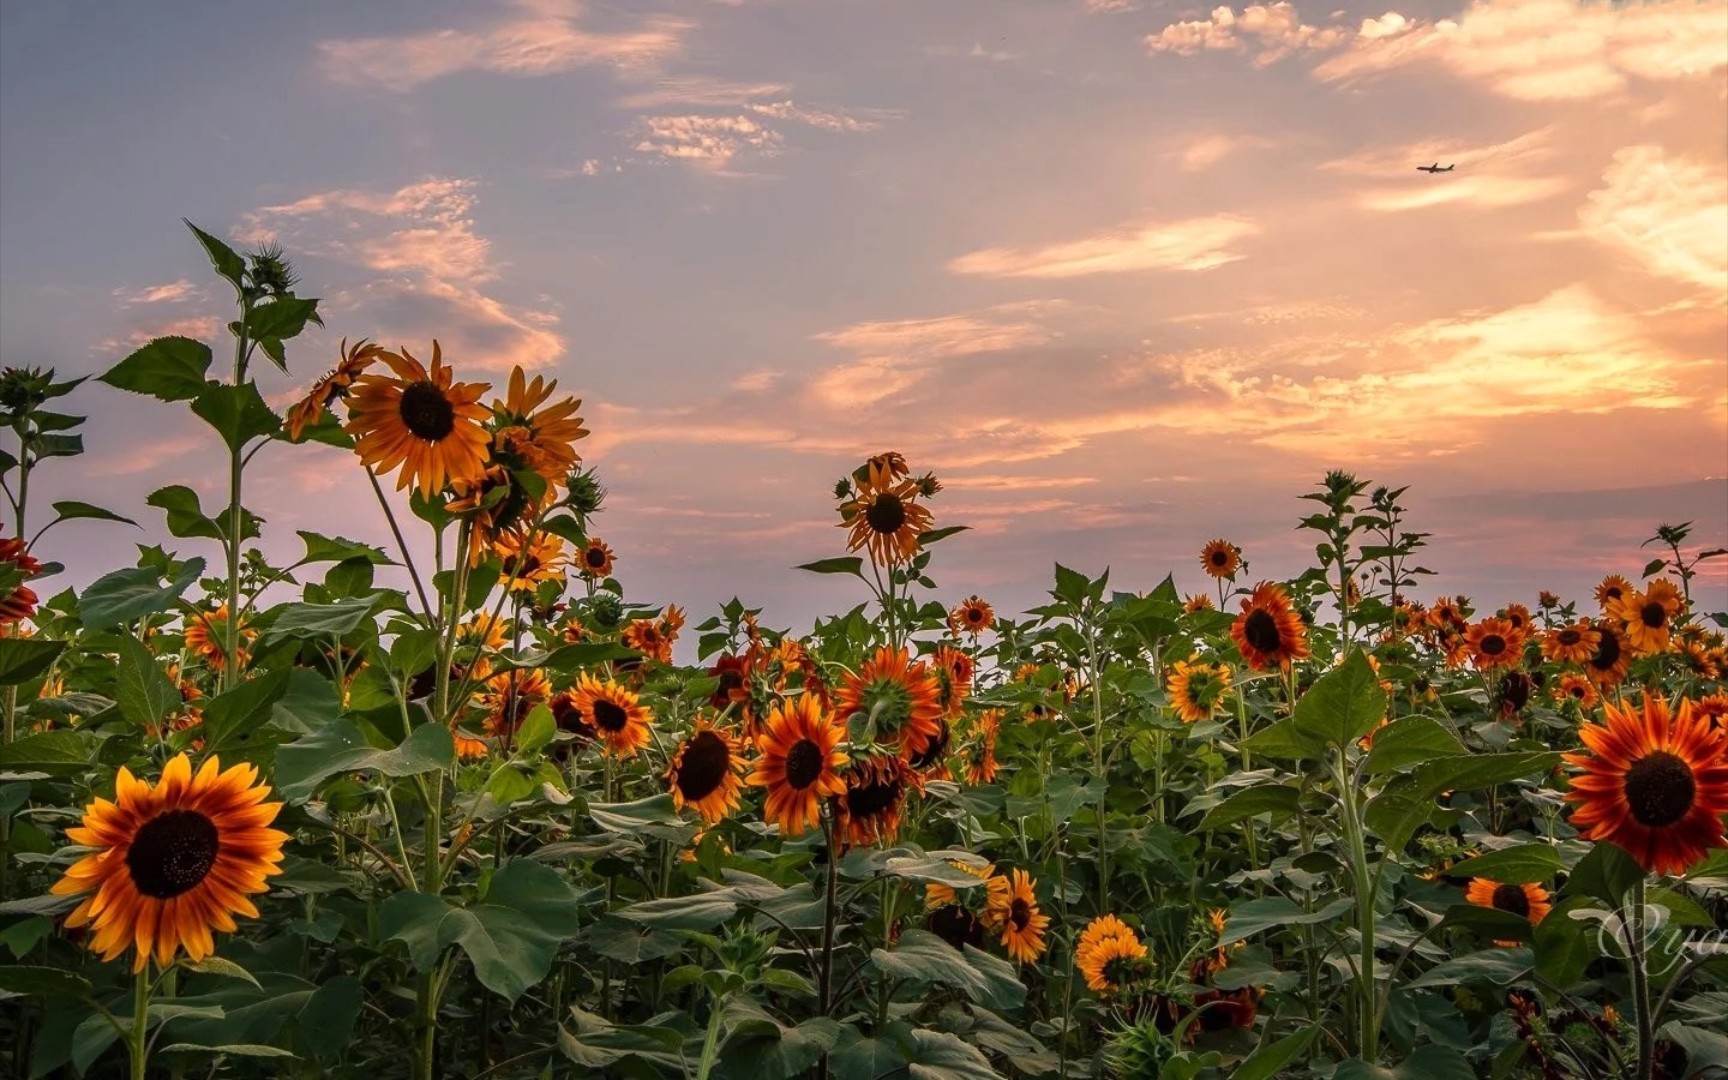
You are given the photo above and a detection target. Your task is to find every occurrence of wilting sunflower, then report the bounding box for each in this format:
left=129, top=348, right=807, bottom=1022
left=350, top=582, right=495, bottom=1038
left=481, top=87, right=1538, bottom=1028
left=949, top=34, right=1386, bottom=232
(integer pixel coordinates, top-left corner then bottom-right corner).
left=578, top=538, right=615, bottom=579
left=1166, top=659, right=1232, bottom=723
left=346, top=342, right=492, bottom=497
left=1612, top=578, right=1684, bottom=656
left=51, top=754, right=287, bottom=972
left=1076, top=914, right=1148, bottom=994
left=1183, top=593, right=1215, bottom=614
left=665, top=720, right=746, bottom=824
left=451, top=723, right=490, bottom=760
left=1554, top=673, right=1600, bottom=710
left=1229, top=582, right=1311, bottom=672
left=1595, top=574, right=1633, bottom=611
left=480, top=667, right=552, bottom=738
left=962, top=710, right=1001, bottom=785
left=286, top=337, right=384, bottom=441
left=570, top=674, right=653, bottom=759
left=838, top=463, right=934, bottom=566
left=1464, top=617, right=1525, bottom=671
left=1583, top=619, right=1631, bottom=689
left=487, top=365, right=589, bottom=487
left=1465, top=878, right=1551, bottom=946
left=183, top=605, right=253, bottom=673
left=833, top=646, right=944, bottom=759
left=496, top=532, right=568, bottom=593
left=991, top=869, right=1050, bottom=965
left=1541, top=621, right=1601, bottom=665
left=548, top=689, right=596, bottom=753
left=748, top=692, right=848, bottom=838
left=1564, top=694, right=1728, bottom=875
left=931, top=645, right=974, bottom=718
left=1199, top=539, right=1241, bottom=580
left=949, top=595, right=995, bottom=636
left=0, top=537, right=42, bottom=624
left=835, top=753, right=913, bottom=846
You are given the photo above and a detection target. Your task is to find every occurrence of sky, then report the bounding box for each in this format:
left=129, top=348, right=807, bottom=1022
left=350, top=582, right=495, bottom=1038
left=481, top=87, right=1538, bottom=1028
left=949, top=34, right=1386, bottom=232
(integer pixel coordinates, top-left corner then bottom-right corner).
left=1, top=0, right=1725, bottom=638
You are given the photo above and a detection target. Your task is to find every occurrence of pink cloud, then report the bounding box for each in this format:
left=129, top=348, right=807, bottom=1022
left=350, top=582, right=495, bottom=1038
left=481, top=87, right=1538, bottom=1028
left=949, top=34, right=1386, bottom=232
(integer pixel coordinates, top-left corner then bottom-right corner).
left=949, top=215, right=1260, bottom=278
left=1147, top=3, right=1351, bottom=67
left=1579, top=145, right=1728, bottom=294
left=112, top=280, right=198, bottom=305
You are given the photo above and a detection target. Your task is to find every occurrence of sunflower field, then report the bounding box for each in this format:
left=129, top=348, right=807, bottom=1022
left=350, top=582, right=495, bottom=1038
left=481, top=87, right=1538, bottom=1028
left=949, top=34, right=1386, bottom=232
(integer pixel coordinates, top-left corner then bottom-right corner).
left=0, top=225, right=1726, bottom=1080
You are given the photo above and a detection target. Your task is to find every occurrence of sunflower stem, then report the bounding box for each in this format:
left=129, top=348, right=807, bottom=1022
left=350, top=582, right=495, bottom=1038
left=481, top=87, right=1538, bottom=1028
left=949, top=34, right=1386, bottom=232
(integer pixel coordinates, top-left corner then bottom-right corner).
left=816, top=813, right=840, bottom=1080
left=366, top=466, right=435, bottom=624
left=221, top=301, right=252, bottom=695
left=128, top=966, right=150, bottom=1080
left=1630, top=876, right=1654, bottom=1080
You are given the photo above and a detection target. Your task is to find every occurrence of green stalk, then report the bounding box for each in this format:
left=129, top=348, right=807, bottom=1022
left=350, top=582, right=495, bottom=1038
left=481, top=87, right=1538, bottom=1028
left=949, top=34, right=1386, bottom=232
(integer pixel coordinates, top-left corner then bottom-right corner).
left=695, top=992, right=728, bottom=1080
left=1335, top=749, right=1377, bottom=1061
left=128, top=967, right=150, bottom=1080
left=222, top=306, right=251, bottom=694
left=1630, top=877, right=1654, bottom=1080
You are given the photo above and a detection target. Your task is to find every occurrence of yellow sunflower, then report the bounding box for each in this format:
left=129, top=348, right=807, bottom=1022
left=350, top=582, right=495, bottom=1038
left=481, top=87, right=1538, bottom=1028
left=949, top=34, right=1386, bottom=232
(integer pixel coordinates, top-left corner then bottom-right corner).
left=990, top=869, right=1049, bottom=965
left=838, top=461, right=934, bottom=566
left=1464, top=617, right=1525, bottom=671
left=1183, top=593, right=1215, bottom=614
left=665, top=719, right=747, bottom=824
left=51, top=754, right=287, bottom=972
left=489, top=365, right=589, bottom=487
left=1583, top=619, right=1631, bottom=689
left=495, top=532, right=568, bottom=593
left=286, top=337, right=384, bottom=441
left=1612, top=578, right=1684, bottom=656
left=480, top=667, right=552, bottom=739
left=346, top=341, right=492, bottom=497
left=183, top=605, right=253, bottom=674
left=570, top=673, right=654, bottom=759
left=1554, top=672, right=1600, bottom=710
left=1595, top=574, right=1633, bottom=611
left=924, top=860, right=1011, bottom=913
left=1076, top=914, right=1148, bottom=994
left=1541, top=621, right=1601, bottom=666
left=1166, top=659, right=1232, bottom=723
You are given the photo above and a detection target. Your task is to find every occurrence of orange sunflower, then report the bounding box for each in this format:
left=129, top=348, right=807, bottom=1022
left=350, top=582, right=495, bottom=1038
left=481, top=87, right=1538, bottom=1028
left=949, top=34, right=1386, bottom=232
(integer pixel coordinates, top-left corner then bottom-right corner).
left=1564, top=694, right=1728, bottom=875
left=1499, top=603, right=1532, bottom=635
left=489, top=365, right=589, bottom=487
left=480, top=667, right=552, bottom=738
left=833, top=645, right=944, bottom=759
left=51, top=754, right=287, bottom=972
left=948, top=596, right=995, bottom=636
left=665, top=719, right=747, bottom=824
left=931, top=644, right=974, bottom=719
left=1583, top=619, right=1631, bottom=689
left=1464, top=617, right=1525, bottom=671
left=578, top=538, right=615, bottom=579
left=570, top=674, right=654, bottom=759
left=1229, top=582, right=1310, bottom=672
left=1541, top=622, right=1601, bottom=665
left=1693, top=692, right=1728, bottom=730
left=990, top=869, right=1049, bottom=965
left=838, top=461, right=934, bottom=566
left=1554, top=673, right=1600, bottom=711
left=346, top=341, right=492, bottom=497
left=1612, top=578, right=1684, bottom=656
left=835, top=753, right=914, bottom=846
left=962, top=710, right=1001, bottom=785
left=1183, top=593, right=1215, bottom=614
left=1595, top=574, right=1633, bottom=611
left=748, top=692, right=848, bottom=838
left=1166, top=659, right=1232, bottom=723
left=1199, top=539, right=1241, bottom=580
left=1465, top=878, right=1551, bottom=946
left=183, top=605, right=253, bottom=674
left=286, top=337, right=384, bottom=441
left=1076, top=914, right=1148, bottom=994
left=0, top=537, right=42, bottom=624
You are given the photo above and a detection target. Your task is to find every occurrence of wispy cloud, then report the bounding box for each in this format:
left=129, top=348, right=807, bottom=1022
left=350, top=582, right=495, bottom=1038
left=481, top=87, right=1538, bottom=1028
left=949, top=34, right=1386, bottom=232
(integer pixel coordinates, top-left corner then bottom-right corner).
left=1321, top=127, right=1570, bottom=212
left=634, top=114, right=783, bottom=167
left=1578, top=145, right=1728, bottom=294
left=94, top=316, right=221, bottom=356
left=949, top=215, right=1260, bottom=279
left=112, top=280, right=199, bottom=306
left=1174, top=133, right=1275, bottom=171
left=1146, top=3, right=1351, bottom=67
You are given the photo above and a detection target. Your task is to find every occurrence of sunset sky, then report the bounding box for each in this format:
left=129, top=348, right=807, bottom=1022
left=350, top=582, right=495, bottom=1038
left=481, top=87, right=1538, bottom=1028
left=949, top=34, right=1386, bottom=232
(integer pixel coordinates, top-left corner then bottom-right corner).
left=1, top=0, right=1725, bottom=636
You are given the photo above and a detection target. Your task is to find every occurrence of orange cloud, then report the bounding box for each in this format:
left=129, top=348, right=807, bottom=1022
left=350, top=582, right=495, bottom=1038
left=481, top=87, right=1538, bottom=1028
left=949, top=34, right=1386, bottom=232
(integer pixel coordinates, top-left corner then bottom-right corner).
left=112, top=280, right=198, bottom=305
left=1578, top=145, right=1728, bottom=294
left=1147, top=3, right=1351, bottom=66
left=949, top=215, right=1260, bottom=278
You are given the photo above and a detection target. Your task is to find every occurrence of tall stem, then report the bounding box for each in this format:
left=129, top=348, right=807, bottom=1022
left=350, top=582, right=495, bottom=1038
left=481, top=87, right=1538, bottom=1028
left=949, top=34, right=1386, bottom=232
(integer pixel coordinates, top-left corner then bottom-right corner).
left=1336, top=750, right=1377, bottom=1061
left=695, top=993, right=727, bottom=1080
left=222, top=313, right=250, bottom=694
left=128, top=967, right=150, bottom=1080
left=1630, top=877, right=1654, bottom=1080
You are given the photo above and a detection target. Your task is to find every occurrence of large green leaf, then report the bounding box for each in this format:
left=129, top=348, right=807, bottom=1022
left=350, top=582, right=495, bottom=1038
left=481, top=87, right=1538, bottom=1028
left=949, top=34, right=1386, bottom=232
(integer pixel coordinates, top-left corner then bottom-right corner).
left=1365, top=751, right=1561, bottom=852
left=185, top=219, right=245, bottom=290
left=297, top=531, right=389, bottom=566
left=1362, top=715, right=1464, bottom=776
left=147, top=486, right=261, bottom=543
left=1407, top=948, right=1533, bottom=989
left=273, top=720, right=454, bottom=803
left=100, top=336, right=212, bottom=402
left=1234, top=1025, right=1320, bottom=1080
left=1562, top=840, right=1643, bottom=904
left=270, top=669, right=342, bottom=735
left=868, top=930, right=1026, bottom=1012
left=1446, top=844, right=1562, bottom=884
left=191, top=381, right=280, bottom=452
left=114, top=632, right=178, bottom=731
left=718, top=1006, right=841, bottom=1080
left=48, top=501, right=138, bottom=528
left=615, top=893, right=740, bottom=931
left=1197, top=783, right=1302, bottom=830
left=0, top=965, right=92, bottom=999
left=0, top=729, right=92, bottom=773
left=0, top=638, right=65, bottom=686
left=78, top=557, right=206, bottom=630
left=900, top=1028, right=999, bottom=1080
left=265, top=598, right=376, bottom=640
left=794, top=557, right=864, bottom=579
left=1292, top=649, right=1386, bottom=748
left=1241, top=718, right=1323, bottom=760
left=1220, top=897, right=1354, bottom=946
left=198, top=667, right=292, bottom=751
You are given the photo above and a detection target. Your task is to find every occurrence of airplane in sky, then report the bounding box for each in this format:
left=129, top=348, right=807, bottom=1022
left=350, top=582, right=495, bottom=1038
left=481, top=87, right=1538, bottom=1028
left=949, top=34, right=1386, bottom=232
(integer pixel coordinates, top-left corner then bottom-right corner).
left=1417, top=162, right=1455, bottom=173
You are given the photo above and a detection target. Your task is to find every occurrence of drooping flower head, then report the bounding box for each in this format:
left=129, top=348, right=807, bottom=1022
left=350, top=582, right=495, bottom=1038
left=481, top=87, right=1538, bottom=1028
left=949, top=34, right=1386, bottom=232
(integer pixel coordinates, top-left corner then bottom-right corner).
left=286, top=337, right=383, bottom=441
left=1076, top=914, right=1149, bottom=994
left=489, top=365, right=588, bottom=488
left=834, top=752, right=913, bottom=847
left=0, top=538, right=42, bottom=625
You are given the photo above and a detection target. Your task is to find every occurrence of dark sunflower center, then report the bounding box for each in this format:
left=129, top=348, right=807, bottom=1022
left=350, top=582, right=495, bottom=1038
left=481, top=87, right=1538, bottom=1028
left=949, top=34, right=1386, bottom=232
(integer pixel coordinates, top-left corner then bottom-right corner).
left=585, top=547, right=608, bottom=569
left=1604, top=586, right=1623, bottom=602
left=126, top=809, right=220, bottom=900
left=592, top=698, right=630, bottom=733
left=717, top=669, right=744, bottom=694
left=1009, top=898, right=1032, bottom=931
left=785, top=738, right=824, bottom=789
left=865, top=493, right=907, bottom=535
left=1624, top=751, right=1696, bottom=827
left=1591, top=631, right=1622, bottom=670
left=1640, top=602, right=1667, bottom=629
left=675, top=731, right=731, bottom=800
left=967, top=606, right=984, bottom=623
left=1480, top=634, right=1507, bottom=656
left=1491, top=884, right=1531, bottom=917
left=1242, top=609, right=1282, bottom=653
left=847, top=768, right=904, bottom=818
left=1569, top=684, right=1587, bottom=699
left=399, top=380, right=457, bottom=440
left=1558, top=629, right=1581, bottom=647
left=1210, top=549, right=1229, bottom=567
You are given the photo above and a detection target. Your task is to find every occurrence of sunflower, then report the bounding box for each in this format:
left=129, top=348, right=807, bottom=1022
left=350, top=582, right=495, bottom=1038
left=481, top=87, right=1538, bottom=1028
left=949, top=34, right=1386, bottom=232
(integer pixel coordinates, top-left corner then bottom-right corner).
left=924, top=860, right=1010, bottom=913
left=50, top=754, right=288, bottom=972
left=183, top=605, right=253, bottom=674
left=457, top=613, right=512, bottom=653
left=1595, top=574, right=1633, bottom=611
left=1166, top=659, right=1232, bottom=723
left=962, top=710, right=1001, bottom=785
left=346, top=341, right=492, bottom=497
left=1564, top=694, right=1728, bottom=875
left=833, top=646, right=944, bottom=759
left=748, top=692, right=848, bottom=838
left=286, top=337, right=384, bottom=441
left=1583, top=619, right=1631, bottom=688
left=1554, top=673, right=1600, bottom=710
left=931, top=645, right=974, bottom=718
left=1541, top=621, right=1601, bottom=665
left=578, top=538, right=615, bottom=579
left=1498, top=603, right=1532, bottom=635
left=570, top=674, right=654, bottom=759
left=1613, top=578, right=1684, bottom=657
left=1465, top=878, right=1551, bottom=946
left=1199, top=539, right=1241, bottom=580
left=665, top=719, right=746, bottom=824
left=852, top=451, right=910, bottom=484
left=1229, top=582, right=1310, bottom=672
left=835, top=753, right=913, bottom=846
left=0, top=537, right=42, bottom=624
left=1464, top=617, right=1524, bottom=671
left=488, top=366, right=589, bottom=487
left=451, top=725, right=491, bottom=759
left=991, top=869, right=1049, bottom=965
left=1428, top=595, right=1468, bottom=633
left=480, top=667, right=552, bottom=738
left=707, top=653, right=750, bottom=713
left=496, top=532, right=568, bottom=593
left=548, top=689, right=596, bottom=753
left=1694, top=692, right=1728, bottom=730
left=838, top=463, right=934, bottom=566
left=1076, top=914, right=1148, bottom=994
left=949, top=596, right=995, bottom=636
left=1183, top=593, right=1215, bottom=614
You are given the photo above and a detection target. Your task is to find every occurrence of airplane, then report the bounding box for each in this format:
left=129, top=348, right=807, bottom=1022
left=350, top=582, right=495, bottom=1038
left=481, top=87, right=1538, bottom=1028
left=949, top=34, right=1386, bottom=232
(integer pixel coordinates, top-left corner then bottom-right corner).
left=1417, top=162, right=1455, bottom=173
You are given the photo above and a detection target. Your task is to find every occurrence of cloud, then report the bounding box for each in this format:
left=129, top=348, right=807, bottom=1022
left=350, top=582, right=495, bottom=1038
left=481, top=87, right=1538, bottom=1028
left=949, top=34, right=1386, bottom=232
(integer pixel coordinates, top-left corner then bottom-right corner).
left=1314, top=0, right=1728, bottom=102
left=1175, top=133, right=1274, bottom=171
left=949, top=215, right=1260, bottom=279
left=813, top=303, right=1065, bottom=363
left=1085, top=0, right=1141, bottom=13
left=1318, top=126, right=1571, bottom=211
left=1579, top=145, right=1728, bottom=293
left=113, top=280, right=198, bottom=305
left=1146, top=3, right=1351, bottom=67
left=633, top=114, right=783, bottom=166
left=317, top=0, right=691, bottom=92
left=94, top=316, right=222, bottom=356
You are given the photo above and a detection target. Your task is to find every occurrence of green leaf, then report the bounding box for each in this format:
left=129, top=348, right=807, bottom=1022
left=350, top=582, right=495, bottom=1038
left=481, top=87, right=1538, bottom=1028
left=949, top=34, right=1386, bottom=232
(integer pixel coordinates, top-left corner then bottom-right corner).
left=147, top=486, right=260, bottom=543
left=541, top=641, right=641, bottom=673
left=1051, top=562, right=1091, bottom=606
left=1365, top=750, right=1561, bottom=852
left=158, top=1044, right=296, bottom=1059
left=183, top=956, right=262, bottom=990
left=191, top=381, right=280, bottom=452
left=1197, top=784, right=1302, bottom=830
left=1241, top=717, right=1325, bottom=760
left=516, top=705, right=555, bottom=754
left=198, top=667, right=292, bottom=751
left=295, top=975, right=364, bottom=1060
left=49, top=501, right=138, bottom=528
left=270, top=669, right=342, bottom=734
left=719, top=1009, right=841, bottom=1080
left=1363, top=715, right=1465, bottom=776
left=868, top=929, right=1026, bottom=1012
left=1562, top=841, right=1643, bottom=904
left=0, top=729, right=92, bottom=773
left=185, top=219, right=246, bottom=289
left=615, top=893, right=739, bottom=931
left=265, top=597, right=376, bottom=639
left=100, top=336, right=212, bottom=402
left=245, top=296, right=320, bottom=342
left=1436, top=903, right=1536, bottom=944
left=1292, top=649, right=1386, bottom=748
left=78, top=556, right=206, bottom=630
left=830, top=1028, right=907, bottom=1080
left=1447, top=844, right=1562, bottom=884
left=1220, top=897, right=1354, bottom=946
left=794, top=557, right=864, bottom=579
left=0, top=965, right=92, bottom=999
left=297, top=531, right=389, bottom=565
left=0, top=638, right=65, bottom=686
left=274, top=720, right=455, bottom=803
left=1233, top=1025, right=1320, bottom=1080
left=114, top=632, right=178, bottom=731
left=1407, top=948, right=1532, bottom=989
left=900, top=1028, right=999, bottom=1080
left=917, top=526, right=970, bottom=545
